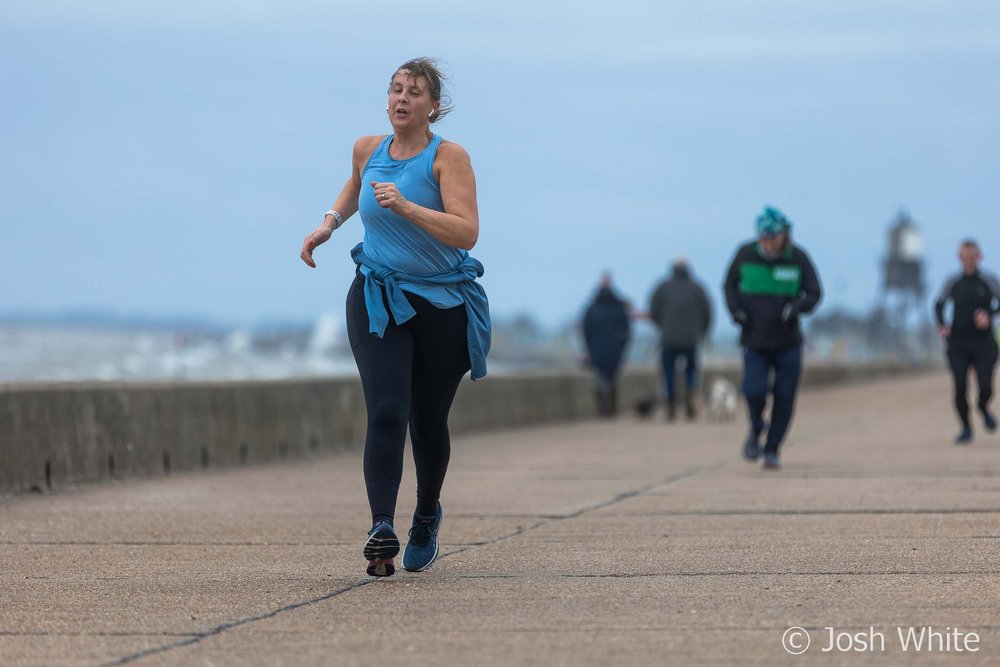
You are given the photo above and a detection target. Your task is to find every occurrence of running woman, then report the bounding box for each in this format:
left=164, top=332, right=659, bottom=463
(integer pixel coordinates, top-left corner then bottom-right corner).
left=300, top=58, right=490, bottom=576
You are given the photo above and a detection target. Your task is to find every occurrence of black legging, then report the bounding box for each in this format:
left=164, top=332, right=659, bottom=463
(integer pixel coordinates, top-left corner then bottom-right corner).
left=947, top=337, right=999, bottom=429
left=346, top=273, right=471, bottom=525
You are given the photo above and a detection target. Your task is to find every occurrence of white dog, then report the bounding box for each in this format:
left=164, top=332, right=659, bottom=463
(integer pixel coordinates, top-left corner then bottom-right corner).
left=704, top=377, right=739, bottom=422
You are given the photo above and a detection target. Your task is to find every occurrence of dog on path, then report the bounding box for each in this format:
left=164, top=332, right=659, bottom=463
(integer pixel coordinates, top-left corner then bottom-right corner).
left=703, top=377, right=739, bottom=422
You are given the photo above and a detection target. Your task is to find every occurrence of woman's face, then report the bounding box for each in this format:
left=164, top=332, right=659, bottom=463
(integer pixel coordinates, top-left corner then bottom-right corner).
left=387, top=71, right=436, bottom=129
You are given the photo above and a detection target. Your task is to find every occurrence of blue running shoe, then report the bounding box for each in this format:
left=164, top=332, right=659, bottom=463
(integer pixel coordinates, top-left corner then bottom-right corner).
left=983, top=410, right=998, bottom=433
left=364, top=520, right=399, bottom=577
left=742, top=429, right=761, bottom=462
left=762, top=452, right=780, bottom=470
left=403, top=503, right=443, bottom=572
left=955, top=426, right=973, bottom=445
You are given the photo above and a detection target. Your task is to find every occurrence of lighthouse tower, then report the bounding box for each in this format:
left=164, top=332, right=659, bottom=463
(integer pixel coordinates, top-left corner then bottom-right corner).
left=879, top=210, right=932, bottom=353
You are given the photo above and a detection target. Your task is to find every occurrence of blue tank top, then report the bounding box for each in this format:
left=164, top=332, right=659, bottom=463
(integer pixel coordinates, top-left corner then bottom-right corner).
left=358, top=133, right=466, bottom=308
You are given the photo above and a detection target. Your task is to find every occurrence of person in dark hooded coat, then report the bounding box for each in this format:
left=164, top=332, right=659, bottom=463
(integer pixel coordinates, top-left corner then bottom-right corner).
left=583, top=273, right=632, bottom=416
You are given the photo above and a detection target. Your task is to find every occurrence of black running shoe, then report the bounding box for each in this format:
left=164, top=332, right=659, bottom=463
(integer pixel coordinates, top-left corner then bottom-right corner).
left=364, top=520, right=399, bottom=577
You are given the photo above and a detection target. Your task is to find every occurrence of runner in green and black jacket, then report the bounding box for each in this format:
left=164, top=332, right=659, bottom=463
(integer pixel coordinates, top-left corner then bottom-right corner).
left=723, top=206, right=822, bottom=470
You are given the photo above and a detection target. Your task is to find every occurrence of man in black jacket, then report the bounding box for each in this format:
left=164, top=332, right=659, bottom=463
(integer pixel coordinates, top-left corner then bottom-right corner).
left=934, top=239, right=1000, bottom=444
left=723, top=207, right=822, bottom=470
left=649, top=260, right=712, bottom=420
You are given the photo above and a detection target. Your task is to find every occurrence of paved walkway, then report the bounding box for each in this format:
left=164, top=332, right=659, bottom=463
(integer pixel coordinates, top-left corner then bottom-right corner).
left=2, top=373, right=999, bottom=666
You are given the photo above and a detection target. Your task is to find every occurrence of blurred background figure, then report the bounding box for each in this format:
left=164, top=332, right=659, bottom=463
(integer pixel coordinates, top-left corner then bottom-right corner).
left=583, top=273, right=632, bottom=417
left=649, top=259, right=713, bottom=421
left=724, top=206, right=822, bottom=470
left=933, top=239, right=1000, bottom=445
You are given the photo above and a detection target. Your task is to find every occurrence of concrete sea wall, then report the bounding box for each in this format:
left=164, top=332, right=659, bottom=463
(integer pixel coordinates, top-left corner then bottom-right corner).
left=0, top=363, right=925, bottom=495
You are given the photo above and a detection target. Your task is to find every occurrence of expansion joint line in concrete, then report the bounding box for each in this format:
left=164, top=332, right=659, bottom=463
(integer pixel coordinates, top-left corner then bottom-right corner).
left=100, top=462, right=723, bottom=666
left=437, top=462, right=727, bottom=561
left=634, top=508, right=1000, bottom=517
left=98, top=580, right=377, bottom=666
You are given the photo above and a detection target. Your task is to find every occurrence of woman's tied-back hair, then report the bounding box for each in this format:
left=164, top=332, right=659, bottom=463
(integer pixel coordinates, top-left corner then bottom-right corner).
left=390, top=57, right=453, bottom=123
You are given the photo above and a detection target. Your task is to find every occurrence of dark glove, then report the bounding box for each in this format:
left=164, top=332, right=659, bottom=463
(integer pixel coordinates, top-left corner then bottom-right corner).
left=733, top=310, right=748, bottom=325
left=781, top=302, right=800, bottom=323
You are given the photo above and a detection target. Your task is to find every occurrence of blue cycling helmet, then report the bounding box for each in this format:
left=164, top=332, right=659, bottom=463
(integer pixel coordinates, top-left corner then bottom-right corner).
left=755, top=206, right=792, bottom=237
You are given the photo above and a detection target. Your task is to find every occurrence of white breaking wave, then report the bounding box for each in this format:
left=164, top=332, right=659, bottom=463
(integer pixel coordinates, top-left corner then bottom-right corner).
left=0, top=325, right=360, bottom=383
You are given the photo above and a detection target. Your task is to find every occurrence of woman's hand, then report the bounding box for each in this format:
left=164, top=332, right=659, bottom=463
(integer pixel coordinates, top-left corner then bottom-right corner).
left=367, top=141, right=479, bottom=250
left=300, top=225, right=333, bottom=268
left=371, top=180, right=413, bottom=218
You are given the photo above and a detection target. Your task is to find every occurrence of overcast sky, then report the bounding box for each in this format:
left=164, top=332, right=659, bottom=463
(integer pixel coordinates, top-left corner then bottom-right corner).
left=2, top=1, right=998, bottom=332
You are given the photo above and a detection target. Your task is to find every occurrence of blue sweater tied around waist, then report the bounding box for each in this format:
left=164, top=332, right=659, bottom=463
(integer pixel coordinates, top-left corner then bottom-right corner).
left=351, top=242, right=491, bottom=380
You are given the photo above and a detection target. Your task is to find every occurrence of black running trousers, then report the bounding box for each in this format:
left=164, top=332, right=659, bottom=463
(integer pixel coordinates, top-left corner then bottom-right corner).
left=346, top=273, right=471, bottom=524
left=946, top=336, right=999, bottom=428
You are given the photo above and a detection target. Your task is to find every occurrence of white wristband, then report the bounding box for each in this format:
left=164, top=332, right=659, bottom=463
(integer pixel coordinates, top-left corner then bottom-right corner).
left=324, top=209, right=344, bottom=229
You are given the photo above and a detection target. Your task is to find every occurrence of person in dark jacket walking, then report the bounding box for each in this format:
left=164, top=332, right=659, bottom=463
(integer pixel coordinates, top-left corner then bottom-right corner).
left=649, top=259, right=713, bottom=420
left=723, top=207, right=822, bottom=470
left=934, top=239, right=1000, bottom=444
left=583, top=273, right=632, bottom=417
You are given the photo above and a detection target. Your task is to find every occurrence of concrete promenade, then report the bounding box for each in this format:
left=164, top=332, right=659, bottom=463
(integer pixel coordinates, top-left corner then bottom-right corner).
left=2, top=372, right=999, bottom=666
